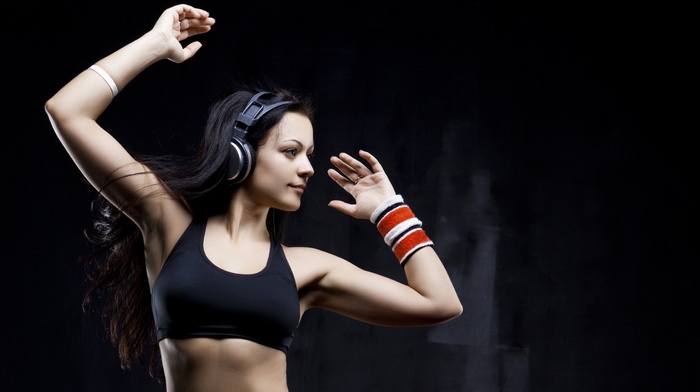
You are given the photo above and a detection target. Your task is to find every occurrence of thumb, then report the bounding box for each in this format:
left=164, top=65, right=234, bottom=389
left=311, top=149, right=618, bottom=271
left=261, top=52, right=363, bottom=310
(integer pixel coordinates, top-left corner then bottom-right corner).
left=181, top=41, right=203, bottom=61
left=328, top=200, right=356, bottom=217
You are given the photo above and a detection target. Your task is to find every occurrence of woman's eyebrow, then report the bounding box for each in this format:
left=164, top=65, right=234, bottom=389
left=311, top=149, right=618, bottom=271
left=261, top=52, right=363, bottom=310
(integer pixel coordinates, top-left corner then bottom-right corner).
left=281, top=139, right=314, bottom=150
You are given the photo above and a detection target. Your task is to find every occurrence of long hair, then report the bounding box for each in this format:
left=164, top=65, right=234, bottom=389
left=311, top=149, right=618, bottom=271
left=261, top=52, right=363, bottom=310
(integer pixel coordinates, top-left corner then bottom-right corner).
left=81, top=85, right=314, bottom=380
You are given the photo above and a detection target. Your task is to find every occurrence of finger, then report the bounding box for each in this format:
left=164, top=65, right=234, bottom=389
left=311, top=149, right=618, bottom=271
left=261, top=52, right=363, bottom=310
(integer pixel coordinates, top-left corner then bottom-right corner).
left=327, top=168, right=356, bottom=189
left=172, top=4, right=195, bottom=20
left=180, top=24, right=213, bottom=40
left=338, top=152, right=371, bottom=172
left=358, top=149, right=384, bottom=174
left=184, top=17, right=215, bottom=28
left=328, top=200, right=357, bottom=217
left=176, top=19, right=214, bottom=43
left=173, top=5, right=213, bottom=28
left=330, top=155, right=361, bottom=183
left=330, top=155, right=353, bottom=174
left=175, top=4, right=208, bottom=19
left=181, top=41, right=203, bottom=61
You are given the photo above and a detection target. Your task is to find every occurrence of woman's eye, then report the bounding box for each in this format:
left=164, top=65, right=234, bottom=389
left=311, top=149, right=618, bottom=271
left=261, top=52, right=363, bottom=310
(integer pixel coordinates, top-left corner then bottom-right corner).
left=307, top=153, right=316, bottom=160
left=284, top=149, right=297, bottom=156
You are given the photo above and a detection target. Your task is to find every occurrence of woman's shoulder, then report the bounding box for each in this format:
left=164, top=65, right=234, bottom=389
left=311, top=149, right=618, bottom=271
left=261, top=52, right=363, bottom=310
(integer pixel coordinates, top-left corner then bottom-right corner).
left=282, top=245, right=357, bottom=287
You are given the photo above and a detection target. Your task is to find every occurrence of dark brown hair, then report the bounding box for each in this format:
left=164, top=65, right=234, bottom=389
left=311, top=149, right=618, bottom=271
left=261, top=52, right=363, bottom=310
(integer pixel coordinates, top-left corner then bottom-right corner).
left=81, top=86, right=314, bottom=379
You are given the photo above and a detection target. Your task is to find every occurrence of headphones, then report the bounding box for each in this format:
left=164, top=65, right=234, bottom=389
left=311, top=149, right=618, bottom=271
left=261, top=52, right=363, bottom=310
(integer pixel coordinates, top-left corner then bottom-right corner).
left=227, top=91, right=292, bottom=183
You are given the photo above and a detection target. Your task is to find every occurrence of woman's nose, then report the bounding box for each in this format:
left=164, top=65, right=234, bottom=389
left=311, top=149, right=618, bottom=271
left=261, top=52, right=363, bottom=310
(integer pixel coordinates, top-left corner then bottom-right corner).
left=299, top=156, right=314, bottom=177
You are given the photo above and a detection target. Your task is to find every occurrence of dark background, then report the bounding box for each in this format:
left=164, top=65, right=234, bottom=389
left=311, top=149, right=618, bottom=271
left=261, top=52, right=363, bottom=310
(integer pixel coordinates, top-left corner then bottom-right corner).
left=2, top=1, right=695, bottom=391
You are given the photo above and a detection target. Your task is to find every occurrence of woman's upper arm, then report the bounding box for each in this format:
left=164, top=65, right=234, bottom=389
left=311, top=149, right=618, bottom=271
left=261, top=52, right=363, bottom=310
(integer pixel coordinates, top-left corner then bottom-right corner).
left=46, top=70, right=167, bottom=224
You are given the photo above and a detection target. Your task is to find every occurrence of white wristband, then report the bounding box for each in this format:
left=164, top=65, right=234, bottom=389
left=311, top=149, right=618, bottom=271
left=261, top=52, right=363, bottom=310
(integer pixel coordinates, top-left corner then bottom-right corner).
left=370, top=194, right=404, bottom=224
left=89, top=64, right=119, bottom=97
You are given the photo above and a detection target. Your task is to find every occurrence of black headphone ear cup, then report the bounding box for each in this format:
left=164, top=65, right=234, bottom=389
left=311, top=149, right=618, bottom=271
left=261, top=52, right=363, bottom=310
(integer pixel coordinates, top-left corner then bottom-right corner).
left=227, top=91, right=291, bottom=183
left=228, top=137, right=255, bottom=183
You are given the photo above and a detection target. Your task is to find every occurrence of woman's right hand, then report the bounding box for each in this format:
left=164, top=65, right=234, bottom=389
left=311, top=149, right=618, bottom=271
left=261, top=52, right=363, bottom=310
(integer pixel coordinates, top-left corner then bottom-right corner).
left=151, top=4, right=216, bottom=63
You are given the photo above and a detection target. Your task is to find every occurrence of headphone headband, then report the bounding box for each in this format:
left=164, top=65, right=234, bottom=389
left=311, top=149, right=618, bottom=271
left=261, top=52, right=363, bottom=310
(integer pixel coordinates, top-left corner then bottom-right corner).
left=232, top=91, right=292, bottom=138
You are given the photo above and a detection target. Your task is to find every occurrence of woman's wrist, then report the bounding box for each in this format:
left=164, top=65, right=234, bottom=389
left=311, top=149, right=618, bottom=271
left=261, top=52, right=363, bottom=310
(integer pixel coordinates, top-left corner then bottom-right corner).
left=370, top=195, right=404, bottom=224
left=137, top=30, right=175, bottom=63
left=90, top=32, right=170, bottom=96
left=371, top=195, right=434, bottom=265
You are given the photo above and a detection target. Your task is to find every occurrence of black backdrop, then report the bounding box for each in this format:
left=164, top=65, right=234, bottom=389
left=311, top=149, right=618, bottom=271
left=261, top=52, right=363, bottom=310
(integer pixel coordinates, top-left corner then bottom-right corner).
left=2, top=1, right=695, bottom=391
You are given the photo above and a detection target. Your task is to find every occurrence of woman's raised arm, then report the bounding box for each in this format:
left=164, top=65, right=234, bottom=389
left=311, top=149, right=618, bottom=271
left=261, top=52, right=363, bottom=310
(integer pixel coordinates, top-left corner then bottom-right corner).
left=44, top=5, right=215, bottom=224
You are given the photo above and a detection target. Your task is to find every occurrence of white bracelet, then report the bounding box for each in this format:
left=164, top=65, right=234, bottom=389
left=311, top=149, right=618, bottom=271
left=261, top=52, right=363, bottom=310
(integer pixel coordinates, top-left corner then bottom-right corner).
left=88, top=64, right=119, bottom=97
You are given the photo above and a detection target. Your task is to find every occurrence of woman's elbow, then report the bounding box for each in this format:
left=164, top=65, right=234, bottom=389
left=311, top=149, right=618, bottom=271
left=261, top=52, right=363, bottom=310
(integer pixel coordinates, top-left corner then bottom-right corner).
left=430, top=299, right=463, bottom=324
left=444, top=301, right=464, bottom=322
left=44, top=97, right=63, bottom=125
left=45, top=96, right=76, bottom=134
left=44, top=98, right=55, bottom=118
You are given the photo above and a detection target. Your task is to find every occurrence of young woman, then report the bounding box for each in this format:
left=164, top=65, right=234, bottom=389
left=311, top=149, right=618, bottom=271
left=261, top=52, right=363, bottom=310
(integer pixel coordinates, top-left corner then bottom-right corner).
left=45, top=4, right=462, bottom=392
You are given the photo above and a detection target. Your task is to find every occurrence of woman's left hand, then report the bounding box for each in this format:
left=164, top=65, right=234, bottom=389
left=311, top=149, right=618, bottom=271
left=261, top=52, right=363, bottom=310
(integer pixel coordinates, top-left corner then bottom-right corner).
left=151, top=4, right=216, bottom=64
left=327, top=150, right=397, bottom=219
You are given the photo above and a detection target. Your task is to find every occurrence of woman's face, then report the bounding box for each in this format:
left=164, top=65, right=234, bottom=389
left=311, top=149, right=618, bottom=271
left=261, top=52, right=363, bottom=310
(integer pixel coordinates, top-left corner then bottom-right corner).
left=246, top=112, right=315, bottom=211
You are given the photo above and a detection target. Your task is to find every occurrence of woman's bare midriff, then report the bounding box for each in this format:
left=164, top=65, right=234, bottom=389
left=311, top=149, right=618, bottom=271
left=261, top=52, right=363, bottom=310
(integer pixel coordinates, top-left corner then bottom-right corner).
left=159, top=338, right=289, bottom=392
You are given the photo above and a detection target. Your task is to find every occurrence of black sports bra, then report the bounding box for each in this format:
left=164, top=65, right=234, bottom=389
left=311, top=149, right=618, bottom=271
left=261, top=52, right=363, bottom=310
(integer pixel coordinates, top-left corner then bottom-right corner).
left=151, top=218, right=300, bottom=353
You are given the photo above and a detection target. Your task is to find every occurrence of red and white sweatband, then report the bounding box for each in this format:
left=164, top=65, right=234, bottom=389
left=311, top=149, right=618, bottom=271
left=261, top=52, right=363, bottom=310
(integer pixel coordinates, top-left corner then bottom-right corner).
left=370, top=195, right=434, bottom=265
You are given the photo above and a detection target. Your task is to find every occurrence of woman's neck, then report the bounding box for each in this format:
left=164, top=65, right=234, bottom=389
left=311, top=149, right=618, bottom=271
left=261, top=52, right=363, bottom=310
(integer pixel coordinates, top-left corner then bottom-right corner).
left=218, top=193, right=270, bottom=243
